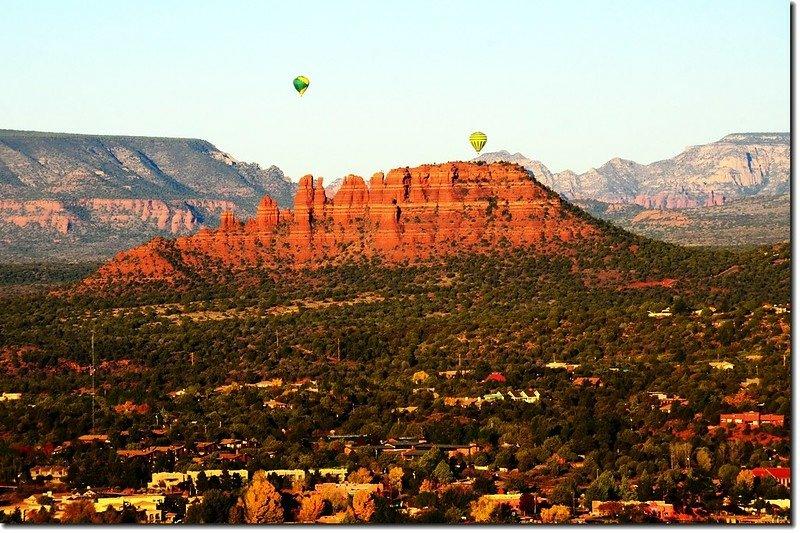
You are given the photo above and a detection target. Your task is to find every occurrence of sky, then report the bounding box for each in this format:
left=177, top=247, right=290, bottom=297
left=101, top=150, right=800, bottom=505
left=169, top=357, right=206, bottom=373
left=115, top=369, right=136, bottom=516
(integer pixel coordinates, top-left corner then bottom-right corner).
left=0, top=0, right=789, bottom=183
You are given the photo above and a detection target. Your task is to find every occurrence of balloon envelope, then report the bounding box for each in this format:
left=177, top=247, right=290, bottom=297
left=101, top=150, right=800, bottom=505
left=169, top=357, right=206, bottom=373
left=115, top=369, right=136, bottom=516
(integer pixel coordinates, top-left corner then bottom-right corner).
left=469, top=132, right=487, bottom=153
left=293, top=76, right=310, bottom=95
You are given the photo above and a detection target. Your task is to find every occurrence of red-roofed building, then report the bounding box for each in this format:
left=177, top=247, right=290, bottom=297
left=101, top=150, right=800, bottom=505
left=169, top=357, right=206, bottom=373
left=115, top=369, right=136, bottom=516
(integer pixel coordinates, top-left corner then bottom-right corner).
left=483, top=372, right=507, bottom=383
left=573, top=377, right=603, bottom=388
left=720, top=412, right=784, bottom=428
left=751, top=467, right=790, bottom=488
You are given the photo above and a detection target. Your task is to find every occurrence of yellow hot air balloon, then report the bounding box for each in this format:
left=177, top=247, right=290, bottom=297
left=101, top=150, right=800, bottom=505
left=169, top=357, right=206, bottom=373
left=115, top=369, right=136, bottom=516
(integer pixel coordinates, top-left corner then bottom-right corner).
left=470, top=131, right=487, bottom=153
left=293, top=75, right=310, bottom=96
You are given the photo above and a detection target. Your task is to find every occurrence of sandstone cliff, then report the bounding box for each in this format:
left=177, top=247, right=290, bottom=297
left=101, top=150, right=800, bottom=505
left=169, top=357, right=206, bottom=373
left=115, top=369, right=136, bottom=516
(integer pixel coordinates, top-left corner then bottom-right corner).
left=86, top=162, right=601, bottom=287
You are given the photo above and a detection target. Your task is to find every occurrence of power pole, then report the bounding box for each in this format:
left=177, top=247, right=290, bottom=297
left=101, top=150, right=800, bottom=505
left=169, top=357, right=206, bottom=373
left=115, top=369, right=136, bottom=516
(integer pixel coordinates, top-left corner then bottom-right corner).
left=91, top=330, right=96, bottom=434
left=337, top=338, right=341, bottom=362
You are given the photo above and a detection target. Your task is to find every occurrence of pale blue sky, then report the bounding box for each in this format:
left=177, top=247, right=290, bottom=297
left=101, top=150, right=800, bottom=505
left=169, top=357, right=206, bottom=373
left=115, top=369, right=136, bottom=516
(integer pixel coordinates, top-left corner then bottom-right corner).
left=1, top=0, right=789, bottom=182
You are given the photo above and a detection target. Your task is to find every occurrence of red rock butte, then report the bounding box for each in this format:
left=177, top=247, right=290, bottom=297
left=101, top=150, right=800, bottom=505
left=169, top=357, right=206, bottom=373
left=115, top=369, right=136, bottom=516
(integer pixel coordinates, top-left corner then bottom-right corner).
left=88, top=162, right=602, bottom=285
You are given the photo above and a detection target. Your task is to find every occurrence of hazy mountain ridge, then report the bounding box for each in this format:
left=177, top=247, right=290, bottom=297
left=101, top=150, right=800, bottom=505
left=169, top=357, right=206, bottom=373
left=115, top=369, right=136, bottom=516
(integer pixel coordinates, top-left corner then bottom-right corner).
left=0, top=130, right=297, bottom=261
left=476, top=132, right=789, bottom=207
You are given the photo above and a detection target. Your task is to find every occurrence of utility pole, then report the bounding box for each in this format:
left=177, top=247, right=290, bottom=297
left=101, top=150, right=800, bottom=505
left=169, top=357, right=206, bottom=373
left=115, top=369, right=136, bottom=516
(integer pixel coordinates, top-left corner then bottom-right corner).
left=337, top=338, right=341, bottom=362
left=91, top=330, right=96, bottom=434
left=190, top=352, right=194, bottom=367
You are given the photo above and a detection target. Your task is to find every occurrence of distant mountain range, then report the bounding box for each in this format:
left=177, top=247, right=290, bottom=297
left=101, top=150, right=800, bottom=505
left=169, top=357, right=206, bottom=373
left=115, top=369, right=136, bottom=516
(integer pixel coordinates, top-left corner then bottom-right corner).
left=0, top=130, right=296, bottom=261
left=475, top=133, right=789, bottom=247
left=0, top=130, right=789, bottom=262
left=475, top=133, right=789, bottom=208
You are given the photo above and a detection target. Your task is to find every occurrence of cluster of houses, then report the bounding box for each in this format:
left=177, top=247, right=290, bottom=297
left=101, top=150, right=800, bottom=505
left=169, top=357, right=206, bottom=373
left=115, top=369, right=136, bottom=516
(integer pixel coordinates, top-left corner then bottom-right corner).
left=444, top=390, right=541, bottom=408
left=718, top=412, right=785, bottom=428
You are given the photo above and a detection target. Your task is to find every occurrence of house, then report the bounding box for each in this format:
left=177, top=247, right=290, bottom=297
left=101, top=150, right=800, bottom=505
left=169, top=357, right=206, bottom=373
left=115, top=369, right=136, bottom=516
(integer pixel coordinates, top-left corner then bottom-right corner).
left=0, top=392, right=21, bottom=402
left=478, top=493, right=523, bottom=512
left=218, top=452, right=249, bottom=463
left=648, top=308, right=672, bottom=318
left=545, top=362, right=580, bottom=372
left=264, top=469, right=306, bottom=482
left=751, top=467, right=790, bottom=488
left=648, top=392, right=688, bottom=413
left=248, top=378, right=283, bottom=388
left=508, top=390, right=540, bottom=403
left=312, top=467, right=348, bottom=481
left=483, top=372, right=507, bottom=383
left=94, top=494, right=165, bottom=523
left=720, top=412, right=784, bottom=428
left=708, top=361, right=734, bottom=370
left=77, top=434, right=110, bottom=445
left=591, top=500, right=675, bottom=520
left=194, top=442, right=216, bottom=455
left=438, top=370, right=472, bottom=379
left=213, top=383, right=241, bottom=394
left=264, top=399, right=289, bottom=409
left=219, top=438, right=247, bottom=450
left=444, top=396, right=481, bottom=408
left=148, top=472, right=188, bottom=491
left=30, top=466, right=69, bottom=482
left=573, top=377, right=603, bottom=388
left=483, top=392, right=505, bottom=402
left=184, top=469, right=249, bottom=485
left=314, top=482, right=382, bottom=496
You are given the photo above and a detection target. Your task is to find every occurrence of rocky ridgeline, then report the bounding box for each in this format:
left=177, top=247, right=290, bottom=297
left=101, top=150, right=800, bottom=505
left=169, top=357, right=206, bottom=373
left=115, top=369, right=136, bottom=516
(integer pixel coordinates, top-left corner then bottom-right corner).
left=476, top=132, right=789, bottom=209
left=85, top=162, right=601, bottom=287
left=0, top=130, right=295, bottom=261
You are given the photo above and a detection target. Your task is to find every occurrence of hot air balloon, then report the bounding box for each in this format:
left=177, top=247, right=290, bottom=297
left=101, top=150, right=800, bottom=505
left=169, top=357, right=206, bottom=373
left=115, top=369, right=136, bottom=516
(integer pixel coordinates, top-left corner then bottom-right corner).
left=469, top=131, right=487, bottom=153
left=293, top=75, right=310, bottom=96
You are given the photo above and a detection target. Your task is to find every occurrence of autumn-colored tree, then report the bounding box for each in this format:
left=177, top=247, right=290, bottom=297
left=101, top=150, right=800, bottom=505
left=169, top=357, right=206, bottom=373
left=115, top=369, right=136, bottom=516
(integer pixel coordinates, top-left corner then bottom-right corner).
left=695, top=447, right=713, bottom=472
left=540, top=504, right=570, bottom=524
left=241, top=470, right=284, bottom=524
left=318, top=485, right=349, bottom=512
left=61, top=500, right=98, bottom=524
left=469, top=497, right=497, bottom=523
left=735, top=469, right=755, bottom=491
left=26, top=506, right=54, bottom=524
left=352, top=490, right=376, bottom=522
left=419, top=478, right=437, bottom=493
left=297, top=494, right=325, bottom=523
left=347, top=466, right=374, bottom=484
left=412, top=370, right=429, bottom=383
left=388, top=466, right=404, bottom=494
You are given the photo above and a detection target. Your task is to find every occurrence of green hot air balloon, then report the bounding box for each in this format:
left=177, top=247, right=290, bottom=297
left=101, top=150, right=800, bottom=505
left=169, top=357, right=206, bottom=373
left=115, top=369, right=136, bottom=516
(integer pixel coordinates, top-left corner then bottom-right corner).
left=470, top=131, right=487, bottom=153
left=293, top=75, right=310, bottom=96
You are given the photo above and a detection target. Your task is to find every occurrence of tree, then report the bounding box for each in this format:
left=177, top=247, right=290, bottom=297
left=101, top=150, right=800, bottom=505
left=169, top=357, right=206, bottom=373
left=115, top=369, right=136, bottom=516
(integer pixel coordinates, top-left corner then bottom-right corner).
left=297, top=494, right=325, bottom=523
left=388, top=466, right=405, bottom=497
left=198, top=489, right=233, bottom=524
left=695, top=447, right=713, bottom=472
left=433, top=460, right=455, bottom=484
left=584, top=471, right=617, bottom=507
left=352, top=490, right=376, bottom=522
left=61, top=500, right=98, bottom=524
left=347, top=466, right=374, bottom=484
left=469, top=497, right=497, bottom=523
left=519, top=493, right=538, bottom=516
left=550, top=479, right=576, bottom=506
left=540, top=504, right=570, bottom=524
left=26, top=505, right=54, bottom=524
left=241, top=470, right=284, bottom=524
